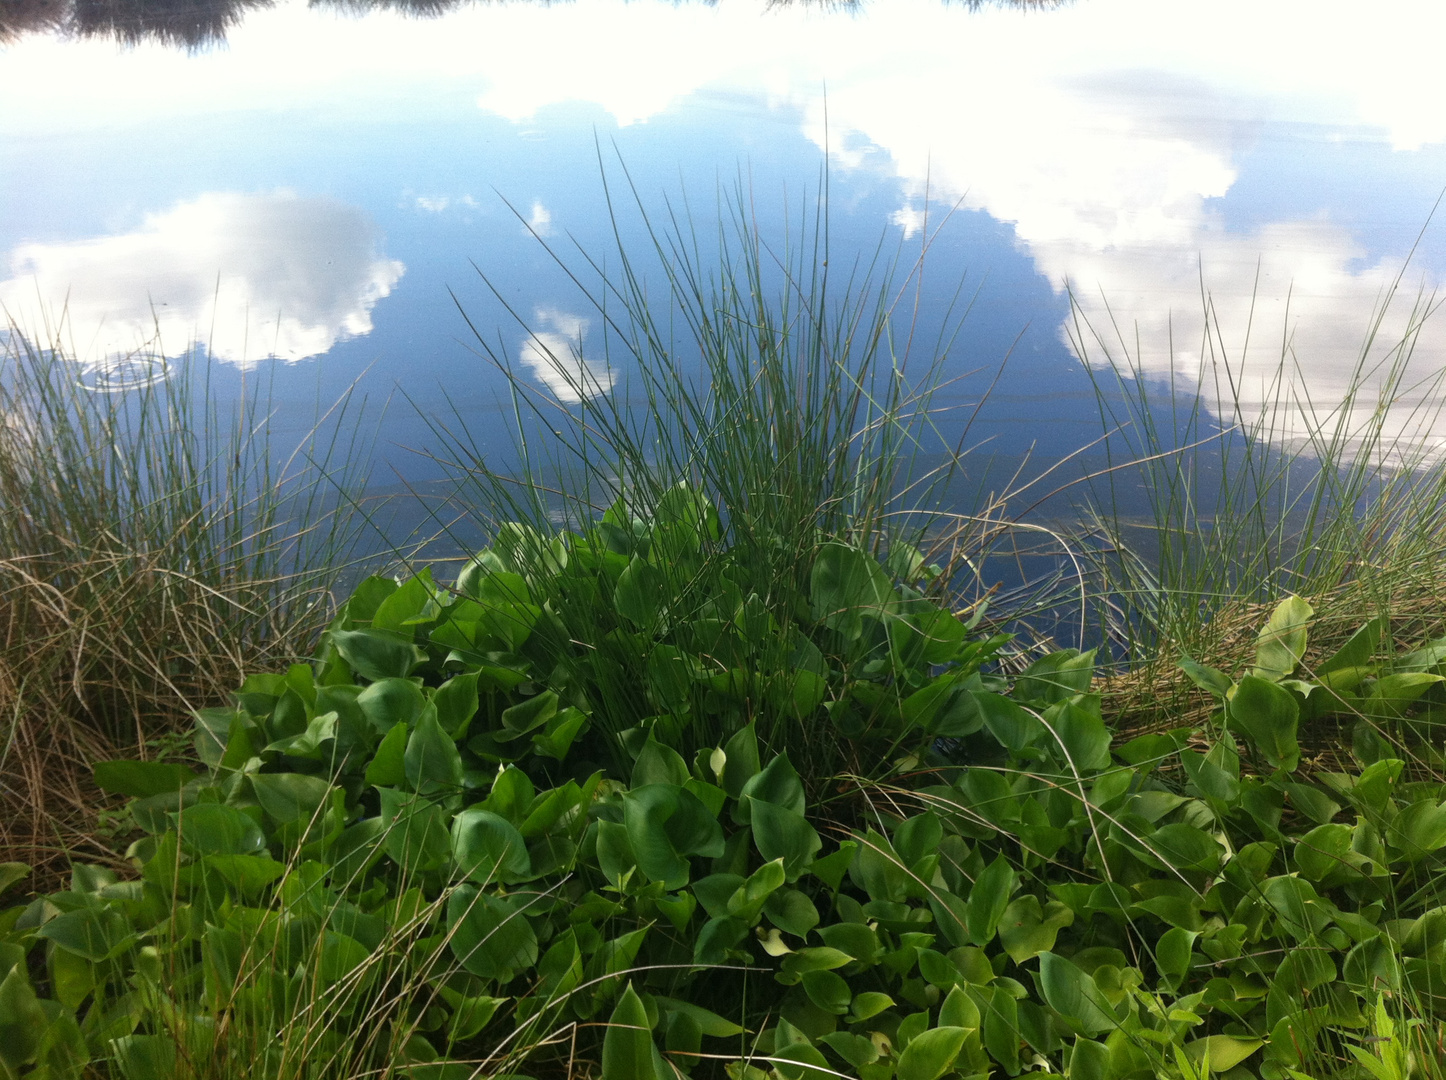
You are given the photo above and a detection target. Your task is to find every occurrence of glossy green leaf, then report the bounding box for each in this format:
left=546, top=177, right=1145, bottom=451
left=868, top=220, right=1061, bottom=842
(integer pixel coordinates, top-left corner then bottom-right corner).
left=1178, top=656, right=1233, bottom=698
left=405, top=706, right=463, bottom=792
left=452, top=808, right=531, bottom=885
left=965, top=854, right=1015, bottom=946
left=896, top=1026, right=968, bottom=1080
left=1253, top=595, right=1313, bottom=681
left=0, top=964, right=45, bottom=1069
left=748, top=800, right=821, bottom=881
left=329, top=628, right=424, bottom=681
left=602, top=983, right=658, bottom=1080
left=998, top=895, right=1075, bottom=963
left=1038, top=952, right=1115, bottom=1036
left=251, top=772, right=335, bottom=825
left=1182, top=1035, right=1262, bottom=1071
left=616, top=556, right=666, bottom=629
left=811, top=542, right=894, bottom=640
left=718, top=723, right=761, bottom=799
left=1229, top=675, right=1300, bottom=772
left=801, top=968, right=852, bottom=1014
left=632, top=736, right=690, bottom=789
left=366, top=721, right=409, bottom=787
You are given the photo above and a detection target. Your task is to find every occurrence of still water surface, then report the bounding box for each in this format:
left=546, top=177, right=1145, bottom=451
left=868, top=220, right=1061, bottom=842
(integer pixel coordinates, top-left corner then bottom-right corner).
left=4, top=0, right=1446, bottom=532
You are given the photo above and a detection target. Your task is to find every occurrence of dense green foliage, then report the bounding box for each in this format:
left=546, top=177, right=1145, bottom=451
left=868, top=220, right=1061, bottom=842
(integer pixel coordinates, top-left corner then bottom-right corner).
left=5, top=491, right=1446, bottom=1080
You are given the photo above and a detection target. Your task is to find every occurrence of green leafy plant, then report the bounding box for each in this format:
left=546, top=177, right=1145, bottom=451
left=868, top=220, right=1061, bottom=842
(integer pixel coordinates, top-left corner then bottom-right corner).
left=10, top=574, right=1446, bottom=1080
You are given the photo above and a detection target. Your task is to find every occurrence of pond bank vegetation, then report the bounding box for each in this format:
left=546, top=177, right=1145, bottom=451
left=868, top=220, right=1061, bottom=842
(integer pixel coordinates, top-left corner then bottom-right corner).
left=3, top=181, right=1446, bottom=1080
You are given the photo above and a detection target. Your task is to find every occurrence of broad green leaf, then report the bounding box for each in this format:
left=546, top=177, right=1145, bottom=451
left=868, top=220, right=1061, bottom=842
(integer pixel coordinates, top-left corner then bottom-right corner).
left=378, top=788, right=451, bottom=875
left=939, top=985, right=980, bottom=1029
left=432, top=672, right=481, bottom=736
left=1387, top=797, right=1446, bottom=859
left=0, top=964, right=46, bottom=1069
left=847, top=991, right=894, bottom=1023
left=1294, top=823, right=1355, bottom=881
left=0, top=863, right=29, bottom=898
left=110, top=1035, right=177, bottom=1080
left=93, top=760, right=194, bottom=798
left=650, top=994, right=740, bottom=1040
left=405, top=706, right=463, bottom=792
left=1146, top=824, right=1223, bottom=875
left=329, top=628, right=424, bottom=681
left=365, top=722, right=409, bottom=788
left=1182, top=1035, right=1262, bottom=1071
left=1038, top=952, right=1116, bottom=1036
left=810, top=542, right=894, bottom=640
left=616, top=556, right=666, bottom=629
left=719, top=723, right=760, bottom=799
left=370, top=569, right=435, bottom=633
left=1319, top=617, right=1383, bottom=676
left=37, top=907, right=135, bottom=962
left=1154, top=927, right=1197, bottom=991
left=602, top=983, right=658, bottom=1080
left=1178, top=656, right=1233, bottom=698
left=748, top=801, right=821, bottom=881
left=447, top=885, right=538, bottom=980
left=1015, top=649, right=1096, bottom=704
left=965, top=854, right=1015, bottom=946
left=1253, top=595, right=1313, bottom=680
left=202, top=854, right=287, bottom=895
left=173, top=803, right=266, bottom=857
left=251, top=773, right=335, bottom=825
left=1229, top=675, right=1300, bottom=772
left=1049, top=697, right=1112, bottom=773
left=998, top=895, right=1075, bottom=963
left=632, top=736, right=690, bottom=789
left=452, top=809, right=531, bottom=885
left=764, top=888, right=820, bottom=938
left=357, top=678, right=427, bottom=734
left=973, top=691, right=1044, bottom=754
left=739, top=753, right=806, bottom=817
left=801, top=969, right=852, bottom=1014
left=896, top=1026, right=968, bottom=1080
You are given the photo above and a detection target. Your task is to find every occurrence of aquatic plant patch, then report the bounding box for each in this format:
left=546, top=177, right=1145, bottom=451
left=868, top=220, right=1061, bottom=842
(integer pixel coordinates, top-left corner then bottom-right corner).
left=4, top=505, right=1446, bottom=1080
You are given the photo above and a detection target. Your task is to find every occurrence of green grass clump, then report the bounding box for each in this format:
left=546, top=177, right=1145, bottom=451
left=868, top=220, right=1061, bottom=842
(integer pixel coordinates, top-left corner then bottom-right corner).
left=0, top=321, right=370, bottom=885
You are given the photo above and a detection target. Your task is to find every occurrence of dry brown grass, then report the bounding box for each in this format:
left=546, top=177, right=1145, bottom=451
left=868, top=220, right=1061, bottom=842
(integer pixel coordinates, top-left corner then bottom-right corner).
left=0, top=329, right=367, bottom=897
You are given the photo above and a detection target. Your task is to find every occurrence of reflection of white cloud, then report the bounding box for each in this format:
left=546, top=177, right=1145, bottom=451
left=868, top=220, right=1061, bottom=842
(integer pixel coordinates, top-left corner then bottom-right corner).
left=0, top=191, right=404, bottom=370
left=519, top=307, right=614, bottom=403
left=890, top=206, right=927, bottom=241
left=527, top=201, right=553, bottom=236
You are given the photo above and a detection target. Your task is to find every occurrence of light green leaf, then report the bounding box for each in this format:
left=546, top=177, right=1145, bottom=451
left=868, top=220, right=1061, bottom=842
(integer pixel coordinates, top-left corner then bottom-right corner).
left=1038, top=952, right=1116, bottom=1036
left=896, top=1027, right=968, bottom=1080
left=405, top=706, right=464, bottom=792
left=602, top=983, right=658, bottom=1080
left=1253, top=595, right=1313, bottom=681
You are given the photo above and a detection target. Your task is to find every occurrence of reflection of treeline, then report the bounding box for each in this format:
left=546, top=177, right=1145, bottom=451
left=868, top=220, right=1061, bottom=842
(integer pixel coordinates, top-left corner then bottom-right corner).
left=0, top=0, right=1069, bottom=50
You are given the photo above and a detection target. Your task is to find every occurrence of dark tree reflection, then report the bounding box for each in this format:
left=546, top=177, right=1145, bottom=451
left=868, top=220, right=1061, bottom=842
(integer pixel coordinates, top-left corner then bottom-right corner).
left=0, top=0, right=1071, bottom=50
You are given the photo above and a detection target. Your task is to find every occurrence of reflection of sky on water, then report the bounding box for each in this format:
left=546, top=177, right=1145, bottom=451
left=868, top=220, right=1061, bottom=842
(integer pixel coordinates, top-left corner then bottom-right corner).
left=2, top=0, right=1445, bottom=482
left=0, top=192, right=403, bottom=368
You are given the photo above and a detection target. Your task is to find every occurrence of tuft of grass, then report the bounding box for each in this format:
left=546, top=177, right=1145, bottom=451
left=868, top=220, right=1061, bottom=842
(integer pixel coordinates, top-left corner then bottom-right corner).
left=0, top=320, right=371, bottom=888
left=409, top=160, right=1011, bottom=776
